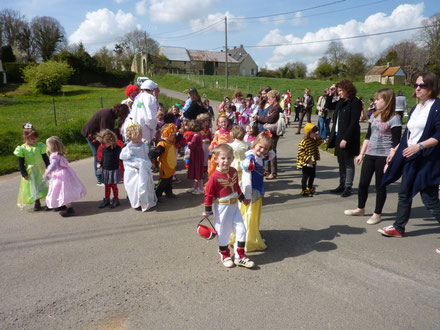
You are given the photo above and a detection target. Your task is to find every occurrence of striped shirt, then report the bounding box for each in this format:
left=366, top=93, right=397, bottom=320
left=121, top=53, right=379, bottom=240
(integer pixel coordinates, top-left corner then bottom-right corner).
left=297, top=137, right=322, bottom=169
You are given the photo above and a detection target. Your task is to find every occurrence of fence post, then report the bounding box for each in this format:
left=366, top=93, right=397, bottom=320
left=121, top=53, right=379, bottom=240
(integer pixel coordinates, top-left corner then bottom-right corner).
left=100, top=96, right=103, bottom=109
left=52, top=98, right=57, bottom=126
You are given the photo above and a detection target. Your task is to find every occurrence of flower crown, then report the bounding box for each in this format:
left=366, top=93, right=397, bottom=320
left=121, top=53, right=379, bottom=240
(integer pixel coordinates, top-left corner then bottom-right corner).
left=23, top=123, right=33, bottom=129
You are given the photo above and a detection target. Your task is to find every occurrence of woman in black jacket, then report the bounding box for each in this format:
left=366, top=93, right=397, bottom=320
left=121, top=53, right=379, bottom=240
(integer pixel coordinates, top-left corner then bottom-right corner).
left=327, top=79, right=362, bottom=197
left=183, top=88, right=207, bottom=120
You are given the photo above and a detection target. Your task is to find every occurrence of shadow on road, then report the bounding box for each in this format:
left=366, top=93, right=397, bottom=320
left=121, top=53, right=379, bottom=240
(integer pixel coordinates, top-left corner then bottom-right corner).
left=251, top=225, right=366, bottom=266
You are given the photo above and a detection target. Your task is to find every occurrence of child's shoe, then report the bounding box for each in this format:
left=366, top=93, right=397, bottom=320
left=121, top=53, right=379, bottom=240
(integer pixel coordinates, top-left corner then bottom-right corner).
left=234, top=248, right=255, bottom=268
left=300, top=189, right=312, bottom=197
left=186, top=187, right=196, bottom=193
left=109, top=198, right=120, bottom=208
left=192, top=188, right=204, bottom=195
left=98, top=198, right=110, bottom=208
left=60, top=207, right=75, bottom=217
left=34, top=199, right=42, bottom=211
left=309, top=187, right=318, bottom=195
left=219, top=249, right=234, bottom=268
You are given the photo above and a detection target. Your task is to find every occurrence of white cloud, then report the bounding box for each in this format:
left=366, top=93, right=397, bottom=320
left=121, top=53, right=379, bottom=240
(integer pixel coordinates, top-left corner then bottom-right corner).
left=148, top=0, right=217, bottom=23
left=69, top=9, right=137, bottom=51
left=258, top=3, right=426, bottom=72
left=114, top=0, right=126, bottom=3
left=136, top=0, right=148, bottom=16
left=190, top=11, right=246, bottom=33
left=291, top=12, right=307, bottom=26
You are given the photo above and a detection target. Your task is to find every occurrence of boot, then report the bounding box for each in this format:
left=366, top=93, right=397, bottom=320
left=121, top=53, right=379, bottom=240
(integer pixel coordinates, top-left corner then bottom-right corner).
left=341, top=187, right=352, bottom=197
left=330, top=185, right=344, bottom=193
left=109, top=197, right=120, bottom=208
left=60, top=207, right=75, bottom=217
left=98, top=198, right=110, bottom=208
left=34, top=199, right=42, bottom=211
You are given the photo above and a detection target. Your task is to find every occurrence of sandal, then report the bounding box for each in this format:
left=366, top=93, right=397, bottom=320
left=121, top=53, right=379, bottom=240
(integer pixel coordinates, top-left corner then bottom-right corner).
left=266, top=174, right=276, bottom=180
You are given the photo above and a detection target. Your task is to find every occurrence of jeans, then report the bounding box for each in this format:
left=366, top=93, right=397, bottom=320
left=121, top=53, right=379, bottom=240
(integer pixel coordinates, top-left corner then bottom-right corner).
left=358, top=155, right=387, bottom=214
left=87, top=139, right=101, bottom=183
left=337, top=154, right=355, bottom=188
left=325, top=118, right=331, bottom=139
left=318, top=116, right=327, bottom=140
left=394, top=168, right=440, bottom=234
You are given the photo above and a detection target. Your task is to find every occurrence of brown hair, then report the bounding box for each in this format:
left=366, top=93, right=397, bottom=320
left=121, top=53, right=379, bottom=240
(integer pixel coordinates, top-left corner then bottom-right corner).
left=259, top=86, right=272, bottom=108
left=46, top=136, right=66, bottom=156
left=412, top=72, right=440, bottom=99
left=197, top=112, right=210, bottom=122
left=188, top=88, right=202, bottom=105
left=230, top=125, right=245, bottom=140
left=373, top=88, right=396, bottom=122
left=234, top=90, right=243, bottom=99
left=246, top=123, right=259, bottom=137
left=267, top=90, right=281, bottom=102
left=252, top=131, right=273, bottom=150
left=336, top=79, right=357, bottom=99
left=213, top=143, right=233, bottom=157
left=113, top=103, right=129, bottom=118
left=190, top=120, right=203, bottom=132
left=96, top=129, right=117, bottom=148
left=22, top=123, right=38, bottom=141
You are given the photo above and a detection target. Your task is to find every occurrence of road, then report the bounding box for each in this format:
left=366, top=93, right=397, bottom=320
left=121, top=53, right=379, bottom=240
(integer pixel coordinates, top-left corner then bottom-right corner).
left=0, top=89, right=439, bottom=329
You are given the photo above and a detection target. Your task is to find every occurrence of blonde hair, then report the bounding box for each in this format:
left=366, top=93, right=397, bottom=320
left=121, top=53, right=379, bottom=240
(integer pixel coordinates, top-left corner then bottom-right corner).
left=46, top=136, right=66, bottom=155
left=373, top=88, right=396, bottom=122
left=197, top=112, right=210, bottom=122
left=213, top=143, right=233, bottom=157
left=230, top=125, right=245, bottom=140
left=125, top=124, right=142, bottom=140
left=96, top=129, right=117, bottom=148
left=252, top=132, right=273, bottom=150
left=267, top=90, right=281, bottom=102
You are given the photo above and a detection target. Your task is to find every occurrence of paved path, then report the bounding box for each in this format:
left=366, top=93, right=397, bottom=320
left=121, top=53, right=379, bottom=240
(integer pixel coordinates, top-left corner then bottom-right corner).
left=0, top=93, right=439, bottom=329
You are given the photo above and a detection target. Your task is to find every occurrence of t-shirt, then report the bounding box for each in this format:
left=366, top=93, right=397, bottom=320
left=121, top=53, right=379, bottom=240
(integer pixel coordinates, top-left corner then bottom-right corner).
left=366, top=114, right=402, bottom=156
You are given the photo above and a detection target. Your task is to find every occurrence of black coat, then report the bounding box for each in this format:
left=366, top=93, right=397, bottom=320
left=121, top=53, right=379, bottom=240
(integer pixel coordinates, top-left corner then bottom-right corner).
left=184, top=102, right=207, bottom=120
left=327, top=97, right=362, bottom=157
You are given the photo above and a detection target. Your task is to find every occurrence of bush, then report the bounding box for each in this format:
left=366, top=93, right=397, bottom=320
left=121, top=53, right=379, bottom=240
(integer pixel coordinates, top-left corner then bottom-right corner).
left=22, top=60, right=74, bottom=94
left=4, top=62, right=29, bottom=83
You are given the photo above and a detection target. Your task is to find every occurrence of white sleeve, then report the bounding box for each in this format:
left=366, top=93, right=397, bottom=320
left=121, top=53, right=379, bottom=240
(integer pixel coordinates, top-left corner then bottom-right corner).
left=242, top=169, right=252, bottom=200
left=144, top=95, right=158, bottom=130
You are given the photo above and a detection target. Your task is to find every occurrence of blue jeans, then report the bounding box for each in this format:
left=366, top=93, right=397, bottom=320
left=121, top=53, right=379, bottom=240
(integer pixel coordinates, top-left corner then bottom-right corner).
left=394, top=168, right=440, bottom=234
left=87, top=139, right=101, bottom=183
left=318, top=116, right=327, bottom=140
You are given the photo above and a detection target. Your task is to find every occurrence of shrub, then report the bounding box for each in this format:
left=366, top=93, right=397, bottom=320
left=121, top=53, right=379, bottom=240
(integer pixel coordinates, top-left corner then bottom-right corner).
left=4, top=63, right=29, bottom=83
left=22, top=60, right=74, bottom=94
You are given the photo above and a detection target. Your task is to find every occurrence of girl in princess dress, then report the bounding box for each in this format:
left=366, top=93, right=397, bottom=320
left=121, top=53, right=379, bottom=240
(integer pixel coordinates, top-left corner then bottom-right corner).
left=186, top=120, right=205, bottom=195
left=44, top=136, right=87, bottom=217
left=208, top=114, right=233, bottom=176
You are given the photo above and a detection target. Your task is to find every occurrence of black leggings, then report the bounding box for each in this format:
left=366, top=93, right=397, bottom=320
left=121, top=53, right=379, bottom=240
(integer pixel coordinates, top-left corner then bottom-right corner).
left=358, top=155, right=387, bottom=214
left=302, top=165, right=316, bottom=190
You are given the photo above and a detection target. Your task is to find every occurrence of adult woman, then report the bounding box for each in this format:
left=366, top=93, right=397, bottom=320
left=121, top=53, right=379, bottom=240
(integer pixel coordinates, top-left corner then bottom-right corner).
left=327, top=79, right=362, bottom=197
left=378, top=72, right=440, bottom=238
left=183, top=88, right=207, bottom=120
left=81, top=103, right=129, bottom=185
left=254, top=89, right=281, bottom=180
left=255, top=86, right=272, bottom=133
left=344, top=88, right=402, bottom=224
left=316, top=88, right=328, bottom=141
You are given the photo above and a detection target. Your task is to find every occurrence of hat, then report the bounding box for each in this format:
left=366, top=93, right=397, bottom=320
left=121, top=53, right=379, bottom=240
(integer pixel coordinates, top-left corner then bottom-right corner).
left=140, top=79, right=158, bottom=90
left=304, top=123, right=316, bottom=137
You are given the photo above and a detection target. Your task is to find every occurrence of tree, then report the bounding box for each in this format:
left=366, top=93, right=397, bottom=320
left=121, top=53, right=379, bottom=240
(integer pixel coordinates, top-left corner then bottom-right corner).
left=22, top=60, right=73, bottom=93
left=421, top=13, right=440, bottom=76
left=325, top=41, right=347, bottom=66
left=31, top=16, right=65, bottom=60
left=93, top=46, right=116, bottom=71
left=0, top=9, right=26, bottom=47
left=314, top=62, right=333, bottom=79
left=0, top=44, right=16, bottom=62
left=16, top=22, right=36, bottom=62
left=344, top=53, right=367, bottom=80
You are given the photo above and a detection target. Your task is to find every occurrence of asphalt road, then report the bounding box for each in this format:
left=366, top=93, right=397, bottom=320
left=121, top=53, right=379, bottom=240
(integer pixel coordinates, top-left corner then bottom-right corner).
left=0, top=91, right=439, bottom=329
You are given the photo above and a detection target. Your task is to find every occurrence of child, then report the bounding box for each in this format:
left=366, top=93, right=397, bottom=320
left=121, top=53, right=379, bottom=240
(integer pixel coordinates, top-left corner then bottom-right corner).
left=182, top=119, right=194, bottom=170
left=297, top=123, right=322, bottom=197
left=120, top=123, right=157, bottom=211
left=237, top=99, right=252, bottom=130
left=203, top=144, right=255, bottom=268
left=243, top=124, right=258, bottom=144
left=240, top=132, right=275, bottom=252
left=96, top=129, right=122, bottom=208
left=208, top=114, right=233, bottom=175
left=155, top=111, right=165, bottom=142
left=197, top=113, right=212, bottom=171
left=223, top=104, right=237, bottom=125
left=13, top=123, right=49, bottom=210
left=228, top=125, right=249, bottom=186
left=44, top=136, right=87, bottom=217
left=187, top=120, right=205, bottom=195
left=149, top=124, right=178, bottom=202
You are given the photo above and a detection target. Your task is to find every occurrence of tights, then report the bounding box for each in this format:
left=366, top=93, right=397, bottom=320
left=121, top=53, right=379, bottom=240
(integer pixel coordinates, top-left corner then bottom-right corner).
left=105, top=184, right=119, bottom=199
left=357, top=155, right=386, bottom=214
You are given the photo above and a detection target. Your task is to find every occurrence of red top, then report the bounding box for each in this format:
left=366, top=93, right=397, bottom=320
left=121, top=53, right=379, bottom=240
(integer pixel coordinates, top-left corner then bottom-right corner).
left=204, top=167, right=242, bottom=207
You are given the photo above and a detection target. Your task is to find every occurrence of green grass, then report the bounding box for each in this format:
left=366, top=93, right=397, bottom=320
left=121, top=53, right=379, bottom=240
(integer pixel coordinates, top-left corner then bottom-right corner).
left=153, top=74, right=418, bottom=109
left=0, top=84, right=179, bottom=175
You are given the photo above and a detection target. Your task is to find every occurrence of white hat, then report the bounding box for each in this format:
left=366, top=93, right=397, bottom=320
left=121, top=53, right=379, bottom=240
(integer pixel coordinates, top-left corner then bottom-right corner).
left=140, top=79, right=158, bottom=90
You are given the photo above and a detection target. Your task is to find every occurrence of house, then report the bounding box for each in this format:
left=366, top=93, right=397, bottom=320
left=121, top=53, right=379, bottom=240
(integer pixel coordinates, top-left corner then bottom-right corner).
left=365, top=63, right=406, bottom=85
left=131, top=45, right=258, bottom=76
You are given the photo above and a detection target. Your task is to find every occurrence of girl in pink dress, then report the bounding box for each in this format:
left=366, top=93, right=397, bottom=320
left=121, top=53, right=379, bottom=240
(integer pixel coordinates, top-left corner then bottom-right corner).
left=187, top=120, right=205, bottom=195
left=44, top=136, right=87, bottom=217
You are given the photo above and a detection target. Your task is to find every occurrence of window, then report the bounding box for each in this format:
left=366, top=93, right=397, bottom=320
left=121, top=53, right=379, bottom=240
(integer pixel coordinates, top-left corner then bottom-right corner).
left=184, top=61, right=186, bottom=65
left=215, top=62, right=218, bottom=67
left=251, top=68, right=255, bottom=76
left=242, top=68, right=246, bottom=76
left=199, top=70, right=203, bottom=75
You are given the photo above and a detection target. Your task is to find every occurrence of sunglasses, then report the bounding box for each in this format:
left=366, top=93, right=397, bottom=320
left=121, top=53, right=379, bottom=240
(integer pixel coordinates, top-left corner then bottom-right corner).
left=413, top=83, right=427, bottom=89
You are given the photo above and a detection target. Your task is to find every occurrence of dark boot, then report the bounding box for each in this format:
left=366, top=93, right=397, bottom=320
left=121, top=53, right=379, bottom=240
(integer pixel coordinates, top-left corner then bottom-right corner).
left=60, top=207, right=75, bottom=217
left=341, top=187, right=352, bottom=197
left=54, top=205, right=67, bottom=211
left=34, top=199, right=42, bottom=211
left=330, top=185, right=344, bottom=193
left=109, top=198, right=120, bottom=208
left=98, top=198, right=110, bottom=208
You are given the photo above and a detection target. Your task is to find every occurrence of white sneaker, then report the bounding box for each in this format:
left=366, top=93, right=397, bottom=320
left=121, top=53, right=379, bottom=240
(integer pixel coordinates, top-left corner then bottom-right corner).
left=222, top=257, right=234, bottom=268
left=234, top=257, right=255, bottom=268
left=192, top=188, right=204, bottom=195
left=186, top=187, right=195, bottom=193
left=366, top=216, right=382, bottom=225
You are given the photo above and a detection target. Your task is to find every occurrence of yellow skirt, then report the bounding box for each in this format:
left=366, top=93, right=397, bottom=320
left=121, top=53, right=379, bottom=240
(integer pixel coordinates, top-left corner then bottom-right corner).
left=230, top=198, right=267, bottom=252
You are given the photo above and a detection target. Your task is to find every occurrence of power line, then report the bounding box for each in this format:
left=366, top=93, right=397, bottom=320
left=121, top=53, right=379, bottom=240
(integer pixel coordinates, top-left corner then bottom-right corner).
left=151, top=19, right=224, bottom=41
left=243, top=26, right=427, bottom=48
left=229, top=0, right=346, bottom=21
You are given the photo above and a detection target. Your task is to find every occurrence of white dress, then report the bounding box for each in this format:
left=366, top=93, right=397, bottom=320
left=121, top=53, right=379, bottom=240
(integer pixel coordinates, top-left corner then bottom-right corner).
left=120, top=142, right=157, bottom=211
left=123, top=92, right=158, bottom=142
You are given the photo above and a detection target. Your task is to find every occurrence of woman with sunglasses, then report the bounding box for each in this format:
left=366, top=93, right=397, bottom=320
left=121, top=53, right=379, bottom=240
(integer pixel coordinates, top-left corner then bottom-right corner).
left=378, top=72, right=440, bottom=244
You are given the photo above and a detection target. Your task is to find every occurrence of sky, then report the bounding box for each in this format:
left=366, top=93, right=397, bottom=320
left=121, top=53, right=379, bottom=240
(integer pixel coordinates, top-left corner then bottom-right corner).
left=5, top=0, right=440, bottom=73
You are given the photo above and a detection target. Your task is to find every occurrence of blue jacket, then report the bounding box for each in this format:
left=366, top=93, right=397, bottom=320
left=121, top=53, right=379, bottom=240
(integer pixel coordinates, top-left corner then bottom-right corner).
left=382, top=98, right=440, bottom=198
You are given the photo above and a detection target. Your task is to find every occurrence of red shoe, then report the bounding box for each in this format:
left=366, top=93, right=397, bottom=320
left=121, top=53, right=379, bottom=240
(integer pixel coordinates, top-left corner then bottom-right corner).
left=378, top=225, right=403, bottom=238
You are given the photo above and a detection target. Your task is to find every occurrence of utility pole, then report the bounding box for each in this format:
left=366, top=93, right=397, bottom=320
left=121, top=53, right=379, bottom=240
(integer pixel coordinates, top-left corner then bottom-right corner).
left=225, top=16, right=228, bottom=89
